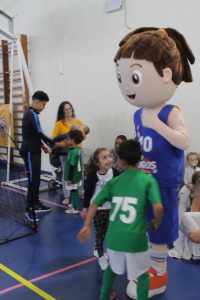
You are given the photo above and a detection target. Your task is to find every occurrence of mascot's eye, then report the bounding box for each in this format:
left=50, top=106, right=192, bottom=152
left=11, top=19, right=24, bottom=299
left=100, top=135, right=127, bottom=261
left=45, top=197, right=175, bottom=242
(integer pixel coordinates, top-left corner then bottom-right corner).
left=117, top=70, right=121, bottom=83
left=132, top=70, right=142, bottom=85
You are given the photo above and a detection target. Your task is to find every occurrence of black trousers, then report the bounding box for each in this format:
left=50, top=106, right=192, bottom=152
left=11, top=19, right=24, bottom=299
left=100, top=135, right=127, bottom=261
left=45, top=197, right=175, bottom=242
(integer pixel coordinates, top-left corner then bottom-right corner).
left=93, top=210, right=110, bottom=257
left=22, top=151, right=41, bottom=210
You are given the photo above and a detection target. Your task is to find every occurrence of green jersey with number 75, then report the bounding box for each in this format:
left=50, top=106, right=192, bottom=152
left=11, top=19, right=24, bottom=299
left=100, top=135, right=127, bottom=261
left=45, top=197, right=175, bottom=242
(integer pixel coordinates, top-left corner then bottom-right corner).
left=94, top=169, right=162, bottom=252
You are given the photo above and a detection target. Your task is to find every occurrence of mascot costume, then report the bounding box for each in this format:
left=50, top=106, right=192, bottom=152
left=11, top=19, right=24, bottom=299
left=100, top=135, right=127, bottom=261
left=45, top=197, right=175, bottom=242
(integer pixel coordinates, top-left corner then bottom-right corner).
left=114, top=27, right=195, bottom=298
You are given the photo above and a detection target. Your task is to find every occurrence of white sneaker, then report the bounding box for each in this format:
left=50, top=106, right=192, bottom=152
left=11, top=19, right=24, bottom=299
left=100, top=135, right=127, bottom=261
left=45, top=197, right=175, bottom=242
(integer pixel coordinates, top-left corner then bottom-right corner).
left=98, top=255, right=108, bottom=271
left=93, top=249, right=108, bottom=258
left=93, top=249, right=99, bottom=257
left=62, top=198, right=69, bottom=205
left=65, top=208, right=79, bottom=214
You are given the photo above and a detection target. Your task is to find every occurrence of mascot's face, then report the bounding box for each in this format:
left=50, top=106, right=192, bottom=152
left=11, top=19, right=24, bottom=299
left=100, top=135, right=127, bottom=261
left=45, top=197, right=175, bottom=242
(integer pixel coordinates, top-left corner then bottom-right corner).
left=116, top=57, right=177, bottom=109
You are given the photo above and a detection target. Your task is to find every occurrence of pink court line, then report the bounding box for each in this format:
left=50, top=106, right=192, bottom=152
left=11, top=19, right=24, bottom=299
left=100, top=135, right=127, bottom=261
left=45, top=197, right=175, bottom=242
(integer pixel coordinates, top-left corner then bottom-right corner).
left=0, top=257, right=97, bottom=295
left=39, top=198, right=66, bottom=209
left=0, top=186, right=66, bottom=209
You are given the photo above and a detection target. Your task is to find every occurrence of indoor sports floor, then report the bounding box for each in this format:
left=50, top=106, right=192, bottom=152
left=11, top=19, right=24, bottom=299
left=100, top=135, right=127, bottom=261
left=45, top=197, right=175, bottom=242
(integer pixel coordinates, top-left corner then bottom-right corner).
left=0, top=182, right=199, bottom=300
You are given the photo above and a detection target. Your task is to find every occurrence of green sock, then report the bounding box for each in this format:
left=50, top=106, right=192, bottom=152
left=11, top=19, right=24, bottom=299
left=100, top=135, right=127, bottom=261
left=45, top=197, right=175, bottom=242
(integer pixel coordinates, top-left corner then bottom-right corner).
left=100, top=265, right=116, bottom=300
left=71, top=190, right=78, bottom=210
left=137, top=273, right=150, bottom=300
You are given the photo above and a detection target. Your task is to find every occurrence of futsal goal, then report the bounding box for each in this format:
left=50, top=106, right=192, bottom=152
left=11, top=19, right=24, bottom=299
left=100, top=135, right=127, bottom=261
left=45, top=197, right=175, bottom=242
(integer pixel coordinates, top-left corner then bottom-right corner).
left=0, top=8, right=37, bottom=244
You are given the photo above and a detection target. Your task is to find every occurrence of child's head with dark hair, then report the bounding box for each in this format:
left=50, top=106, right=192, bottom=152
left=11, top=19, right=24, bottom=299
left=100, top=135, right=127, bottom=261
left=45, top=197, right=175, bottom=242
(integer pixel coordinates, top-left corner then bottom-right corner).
left=191, top=171, right=200, bottom=186
left=68, top=129, right=83, bottom=145
left=115, top=135, right=127, bottom=150
left=191, top=171, right=200, bottom=201
left=32, top=91, right=49, bottom=112
left=116, top=135, right=127, bottom=141
left=32, top=91, right=49, bottom=102
left=117, top=139, right=141, bottom=169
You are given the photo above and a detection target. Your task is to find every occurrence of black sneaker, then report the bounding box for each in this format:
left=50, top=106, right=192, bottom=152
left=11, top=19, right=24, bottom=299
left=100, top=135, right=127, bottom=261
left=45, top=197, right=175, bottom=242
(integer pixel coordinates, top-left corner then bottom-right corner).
left=34, top=204, right=52, bottom=213
left=25, top=210, right=39, bottom=222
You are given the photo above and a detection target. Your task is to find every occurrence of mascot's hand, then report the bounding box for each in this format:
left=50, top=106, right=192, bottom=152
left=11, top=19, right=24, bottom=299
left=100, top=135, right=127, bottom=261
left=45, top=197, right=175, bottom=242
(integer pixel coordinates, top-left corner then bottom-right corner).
left=142, top=109, right=161, bottom=130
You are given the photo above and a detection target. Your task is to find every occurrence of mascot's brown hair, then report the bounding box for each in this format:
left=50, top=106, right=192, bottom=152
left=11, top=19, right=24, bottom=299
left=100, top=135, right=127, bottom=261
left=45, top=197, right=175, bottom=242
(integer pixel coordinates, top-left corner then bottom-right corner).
left=114, top=27, right=195, bottom=84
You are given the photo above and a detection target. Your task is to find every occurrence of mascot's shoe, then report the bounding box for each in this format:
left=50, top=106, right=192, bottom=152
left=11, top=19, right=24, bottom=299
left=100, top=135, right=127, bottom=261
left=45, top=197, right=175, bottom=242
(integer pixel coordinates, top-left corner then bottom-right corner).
left=126, top=268, right=168, bottom=299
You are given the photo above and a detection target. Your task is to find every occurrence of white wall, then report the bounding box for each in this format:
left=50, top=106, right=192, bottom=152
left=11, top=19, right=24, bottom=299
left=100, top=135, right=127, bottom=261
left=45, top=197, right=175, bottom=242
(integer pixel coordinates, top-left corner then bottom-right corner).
left=0, top=0, right=200, bottom=171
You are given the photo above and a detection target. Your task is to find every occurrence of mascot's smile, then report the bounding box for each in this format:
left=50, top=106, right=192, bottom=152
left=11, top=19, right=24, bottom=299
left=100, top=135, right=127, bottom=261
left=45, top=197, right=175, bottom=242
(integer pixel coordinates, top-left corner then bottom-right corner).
left=127, top=94, right=136, bottom=101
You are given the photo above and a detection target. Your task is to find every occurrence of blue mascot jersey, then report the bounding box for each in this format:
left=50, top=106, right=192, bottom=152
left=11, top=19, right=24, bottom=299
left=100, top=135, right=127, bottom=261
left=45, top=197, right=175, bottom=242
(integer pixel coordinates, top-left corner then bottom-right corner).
left=134, top=104, right=184, bottom=244
left=134, top=104, right=184, bottom=188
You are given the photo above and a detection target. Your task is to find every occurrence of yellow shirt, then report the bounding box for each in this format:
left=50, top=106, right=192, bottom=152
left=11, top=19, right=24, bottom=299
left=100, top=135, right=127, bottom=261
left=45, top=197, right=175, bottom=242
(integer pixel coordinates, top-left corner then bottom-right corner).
left=52, top=118, right=86, bottom=146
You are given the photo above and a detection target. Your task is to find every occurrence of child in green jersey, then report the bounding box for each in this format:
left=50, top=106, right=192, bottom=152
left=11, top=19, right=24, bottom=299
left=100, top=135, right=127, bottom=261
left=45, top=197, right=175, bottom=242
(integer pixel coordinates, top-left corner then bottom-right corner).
left=64, top=129, right=83, bottom=214
left=78, top=139, right=163, bottom=300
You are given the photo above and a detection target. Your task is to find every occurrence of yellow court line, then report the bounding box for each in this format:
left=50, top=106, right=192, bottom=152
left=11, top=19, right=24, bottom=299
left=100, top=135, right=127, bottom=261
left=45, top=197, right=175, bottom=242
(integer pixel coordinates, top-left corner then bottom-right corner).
left=0, top=263, right=56, bottom=300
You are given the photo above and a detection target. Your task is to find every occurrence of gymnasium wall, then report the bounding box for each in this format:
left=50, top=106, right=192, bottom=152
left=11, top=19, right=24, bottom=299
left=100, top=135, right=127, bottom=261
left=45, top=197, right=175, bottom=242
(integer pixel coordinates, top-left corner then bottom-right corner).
left=0, top=0, right=199, bottom=171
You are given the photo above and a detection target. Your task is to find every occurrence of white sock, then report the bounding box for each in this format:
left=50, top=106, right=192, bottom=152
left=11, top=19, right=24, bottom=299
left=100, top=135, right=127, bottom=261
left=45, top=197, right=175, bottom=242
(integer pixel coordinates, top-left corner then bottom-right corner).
left=150, top=244, right=168, bottom=276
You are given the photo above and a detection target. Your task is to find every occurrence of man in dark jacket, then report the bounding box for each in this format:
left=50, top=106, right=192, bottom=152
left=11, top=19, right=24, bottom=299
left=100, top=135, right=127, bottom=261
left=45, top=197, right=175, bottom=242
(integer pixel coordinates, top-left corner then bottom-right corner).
left=20, top=91, right=52, bottom=221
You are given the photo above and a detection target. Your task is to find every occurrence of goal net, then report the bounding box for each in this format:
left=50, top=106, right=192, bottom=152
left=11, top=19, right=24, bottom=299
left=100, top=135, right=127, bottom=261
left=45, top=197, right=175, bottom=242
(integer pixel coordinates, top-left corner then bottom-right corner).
left=0, top=156, right=37, bottom=245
